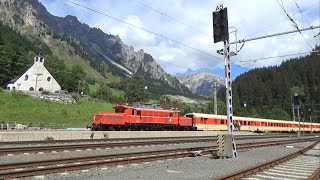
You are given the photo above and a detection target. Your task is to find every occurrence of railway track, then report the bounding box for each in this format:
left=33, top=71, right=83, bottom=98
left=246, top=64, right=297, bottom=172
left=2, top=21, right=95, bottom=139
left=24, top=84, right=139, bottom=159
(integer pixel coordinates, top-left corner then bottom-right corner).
left=214, top=140, right=320, bottom=180
left=0, top=135, right=303, bottom=155
left=0, top=134, right=299, bottom=145
left=0, top=137, right=318, bottom=179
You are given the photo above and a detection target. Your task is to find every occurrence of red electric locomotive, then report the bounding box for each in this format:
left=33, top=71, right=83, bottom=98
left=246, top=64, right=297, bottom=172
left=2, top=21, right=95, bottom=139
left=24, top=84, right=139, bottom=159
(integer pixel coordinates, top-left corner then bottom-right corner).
left=91, top=102, right=194, bottom=131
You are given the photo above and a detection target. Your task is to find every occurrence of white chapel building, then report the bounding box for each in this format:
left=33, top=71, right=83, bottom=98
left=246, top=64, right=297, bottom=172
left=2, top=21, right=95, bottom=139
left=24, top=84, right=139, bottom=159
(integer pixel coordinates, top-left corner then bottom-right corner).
left=6, top=55, right=61, bottom=92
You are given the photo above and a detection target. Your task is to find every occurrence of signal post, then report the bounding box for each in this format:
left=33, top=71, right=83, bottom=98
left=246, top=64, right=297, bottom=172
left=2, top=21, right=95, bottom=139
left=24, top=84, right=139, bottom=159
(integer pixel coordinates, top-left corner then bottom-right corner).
left=212, top=5, right=237, bottom=158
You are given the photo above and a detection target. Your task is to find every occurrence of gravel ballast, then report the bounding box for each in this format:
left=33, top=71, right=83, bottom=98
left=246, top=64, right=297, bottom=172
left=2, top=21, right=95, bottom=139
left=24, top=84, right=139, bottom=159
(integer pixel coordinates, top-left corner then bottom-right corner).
left=19, top=141, right=317, bottom=180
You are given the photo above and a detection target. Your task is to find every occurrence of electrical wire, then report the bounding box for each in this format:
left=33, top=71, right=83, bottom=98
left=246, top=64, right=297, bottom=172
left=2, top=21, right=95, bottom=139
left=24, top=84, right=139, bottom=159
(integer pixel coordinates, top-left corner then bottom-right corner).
left=275, top=0, right=314, bottom=50
left=135, top=0, right=212, bottom=39
left=64, top=0, right=248, bottom=71
left=239, top=50, right=319, bottom=65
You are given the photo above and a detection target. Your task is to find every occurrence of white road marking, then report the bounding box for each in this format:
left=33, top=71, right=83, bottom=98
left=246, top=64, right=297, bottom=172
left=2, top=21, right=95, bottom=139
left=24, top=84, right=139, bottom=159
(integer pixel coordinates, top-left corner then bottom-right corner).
left=254, top=174, right=287, bottom=180
left=59, top=172, right=69, bottom=175
left=166, top=170, right=182, bottom=173
left=33, top=175, right=45, bottom=179
left=263, top=171, right=308, bottom=179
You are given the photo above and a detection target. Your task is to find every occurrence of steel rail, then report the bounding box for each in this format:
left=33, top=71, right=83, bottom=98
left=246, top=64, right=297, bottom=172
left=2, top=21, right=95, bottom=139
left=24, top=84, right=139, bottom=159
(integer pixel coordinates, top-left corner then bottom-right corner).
left=0, top=137, right=318, bottom=179
left=213, top=140, right=320, bottom=180
left=0, top=134, right=298, bottom=145
left=0, top=135, right=300, bottom=155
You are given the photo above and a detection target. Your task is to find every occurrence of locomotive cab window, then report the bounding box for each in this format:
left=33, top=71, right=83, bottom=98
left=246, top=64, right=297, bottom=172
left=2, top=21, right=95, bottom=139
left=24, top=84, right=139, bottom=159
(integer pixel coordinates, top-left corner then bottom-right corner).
left=115, top=108, right=124, bottom=113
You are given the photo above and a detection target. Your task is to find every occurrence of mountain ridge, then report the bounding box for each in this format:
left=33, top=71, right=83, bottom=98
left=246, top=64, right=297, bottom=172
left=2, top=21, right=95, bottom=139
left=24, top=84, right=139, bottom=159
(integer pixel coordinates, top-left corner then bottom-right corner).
left=0, top=0, right=190, bottom=95
left=176, top=70, right=225, bottom=97
left=24, top=0, right=190, bottom=93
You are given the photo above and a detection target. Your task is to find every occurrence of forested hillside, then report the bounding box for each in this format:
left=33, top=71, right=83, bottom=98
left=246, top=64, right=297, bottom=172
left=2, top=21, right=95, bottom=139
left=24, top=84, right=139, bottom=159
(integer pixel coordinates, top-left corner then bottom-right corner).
left=0, top=24, right=93, bottom=94
left=225, top=47, right=320, bottom=121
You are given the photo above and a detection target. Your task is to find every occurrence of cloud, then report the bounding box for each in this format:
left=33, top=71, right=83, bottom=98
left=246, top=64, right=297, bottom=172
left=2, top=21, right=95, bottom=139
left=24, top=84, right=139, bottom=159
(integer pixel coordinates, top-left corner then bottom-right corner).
left=39, top=0, right=319, bottom=77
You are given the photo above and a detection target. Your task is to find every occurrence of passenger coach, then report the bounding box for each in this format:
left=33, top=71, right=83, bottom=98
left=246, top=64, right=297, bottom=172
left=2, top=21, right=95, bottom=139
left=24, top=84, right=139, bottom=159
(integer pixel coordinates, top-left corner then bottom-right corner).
left=184, top=113, right=320, bottom=132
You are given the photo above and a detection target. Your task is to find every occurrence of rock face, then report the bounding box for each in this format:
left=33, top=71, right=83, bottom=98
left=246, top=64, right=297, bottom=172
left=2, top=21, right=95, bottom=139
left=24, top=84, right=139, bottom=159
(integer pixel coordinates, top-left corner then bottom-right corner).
left=176, top=71, right=225, bottom=97
left=12, top=0, right=188, bottom=93
left=0, top=0, right=189, bottom=94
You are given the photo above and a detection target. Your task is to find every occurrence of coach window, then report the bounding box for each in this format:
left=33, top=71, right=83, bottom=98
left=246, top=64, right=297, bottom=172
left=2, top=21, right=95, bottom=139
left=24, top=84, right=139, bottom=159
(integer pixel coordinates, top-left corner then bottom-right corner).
left=244, top=121, right=247, bottom=125
left=112, top=117, right=116, bottom=122
left=137, top=110, right=141, bottom=116
left=204, top=118, right=208, bottom=124
left=221, top=119, right=225, bottom=124
left=106, top=116, right=111, bottom=121
left=214, top=119, right=217, bottom=124
left=118, top=117, right=122, bottom=122
left=132, top=110, right=135, bottom=115
left=170, top=113, right=173, bottom=117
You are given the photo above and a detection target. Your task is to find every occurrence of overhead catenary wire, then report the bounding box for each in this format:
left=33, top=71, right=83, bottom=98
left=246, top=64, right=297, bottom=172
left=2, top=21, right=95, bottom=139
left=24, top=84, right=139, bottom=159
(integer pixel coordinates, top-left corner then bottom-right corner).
left=135, top=0, right=212, bottom=39
left=275, top=0, right=314, bottom=50
left=64, top=0, right=248, bottom=71
left=292, top=0, right=318, bottom=45
left=239, top=50, right=319, bottom=65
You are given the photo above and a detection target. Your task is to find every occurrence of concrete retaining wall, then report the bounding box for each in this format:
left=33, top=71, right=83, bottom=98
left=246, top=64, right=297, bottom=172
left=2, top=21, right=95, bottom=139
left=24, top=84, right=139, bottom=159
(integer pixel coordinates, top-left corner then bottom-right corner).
left=0, top=131, right=258, bottom=142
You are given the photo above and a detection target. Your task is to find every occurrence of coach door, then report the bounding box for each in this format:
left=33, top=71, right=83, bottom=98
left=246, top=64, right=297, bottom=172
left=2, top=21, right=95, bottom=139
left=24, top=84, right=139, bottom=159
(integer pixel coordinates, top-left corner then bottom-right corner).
left=186, top=114, right=195, bottom=127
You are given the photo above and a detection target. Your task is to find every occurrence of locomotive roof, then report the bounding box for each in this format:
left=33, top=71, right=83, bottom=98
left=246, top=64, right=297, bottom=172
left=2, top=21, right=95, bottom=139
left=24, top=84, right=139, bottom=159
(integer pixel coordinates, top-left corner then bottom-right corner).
left=185, top=113, right=320, bottom=125
left=116, top=102, right=180, bottom=112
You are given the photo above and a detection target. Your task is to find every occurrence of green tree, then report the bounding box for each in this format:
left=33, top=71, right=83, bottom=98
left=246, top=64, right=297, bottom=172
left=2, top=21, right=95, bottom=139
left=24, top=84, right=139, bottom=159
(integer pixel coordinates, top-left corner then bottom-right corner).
left=95, top=83, right=111, bottom=101
left=121, top=73, right=149, bottom=102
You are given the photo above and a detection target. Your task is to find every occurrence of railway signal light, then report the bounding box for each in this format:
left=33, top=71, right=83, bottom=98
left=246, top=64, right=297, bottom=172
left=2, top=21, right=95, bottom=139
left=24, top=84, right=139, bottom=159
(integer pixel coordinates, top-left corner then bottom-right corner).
left=293, top=93, right=300, bottom=106
left=307, top=109, right=311, bottom=118
left=212, top=7, right=229, bottom=43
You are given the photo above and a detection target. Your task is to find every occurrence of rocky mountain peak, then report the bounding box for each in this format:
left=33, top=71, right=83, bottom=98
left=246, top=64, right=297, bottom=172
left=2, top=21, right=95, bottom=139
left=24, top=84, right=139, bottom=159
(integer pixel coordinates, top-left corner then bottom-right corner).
left=176, top=70, right=225, bottom=97
left=0, top=0, right=190, bottom=94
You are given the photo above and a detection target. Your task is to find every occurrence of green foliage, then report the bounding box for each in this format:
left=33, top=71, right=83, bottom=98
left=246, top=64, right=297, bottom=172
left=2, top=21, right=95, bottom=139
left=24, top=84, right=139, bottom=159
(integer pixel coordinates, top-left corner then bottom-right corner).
left=95, top=83, right=111, bottom=101
left=119, top=73, right=150, bottom=102
left=228, top=46, right=320, bottom=120
left=0, top=90, right=114, bottom=128
left=11, top=90, right=28, bottom=99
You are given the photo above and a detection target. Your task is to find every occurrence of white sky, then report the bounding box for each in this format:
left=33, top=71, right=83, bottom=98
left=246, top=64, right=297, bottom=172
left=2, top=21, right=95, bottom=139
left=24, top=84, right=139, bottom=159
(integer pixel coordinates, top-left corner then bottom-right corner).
left=39, top=0, right=320, bottom=78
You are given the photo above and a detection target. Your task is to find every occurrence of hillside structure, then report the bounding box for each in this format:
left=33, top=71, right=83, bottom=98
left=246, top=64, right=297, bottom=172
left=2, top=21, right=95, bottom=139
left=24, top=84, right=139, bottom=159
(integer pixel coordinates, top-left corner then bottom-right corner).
left=6, top=55, right=61, bottom=92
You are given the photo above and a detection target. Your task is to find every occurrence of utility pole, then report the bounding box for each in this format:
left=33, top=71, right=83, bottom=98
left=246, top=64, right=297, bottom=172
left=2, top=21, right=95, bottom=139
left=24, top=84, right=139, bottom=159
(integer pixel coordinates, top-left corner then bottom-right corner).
left=213, top=81, right=218, bottom=115
left=292, top=103, right=295, bottom=121
left=293, top=93, right=301, bottom=138
left=308, top=109, right=312, bottom=134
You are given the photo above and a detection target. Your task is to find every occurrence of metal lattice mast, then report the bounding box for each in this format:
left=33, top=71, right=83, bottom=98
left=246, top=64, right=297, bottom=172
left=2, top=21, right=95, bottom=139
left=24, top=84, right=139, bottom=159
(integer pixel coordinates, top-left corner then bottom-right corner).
left=213, top=81, right=218, bottom=115
left=224, top=39, right=237, bottom=158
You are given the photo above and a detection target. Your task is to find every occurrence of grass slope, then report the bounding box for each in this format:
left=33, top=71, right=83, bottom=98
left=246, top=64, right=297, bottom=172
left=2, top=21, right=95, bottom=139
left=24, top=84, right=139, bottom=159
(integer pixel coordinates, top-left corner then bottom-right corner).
left=0, top=90, right=114, bottom=128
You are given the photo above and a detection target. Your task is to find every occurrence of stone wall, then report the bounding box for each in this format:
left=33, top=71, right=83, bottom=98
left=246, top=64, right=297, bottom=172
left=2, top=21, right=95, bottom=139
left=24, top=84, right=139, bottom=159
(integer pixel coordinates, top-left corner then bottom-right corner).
left=25, top=91, right=76, bottom=104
